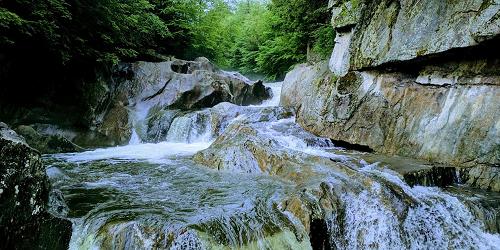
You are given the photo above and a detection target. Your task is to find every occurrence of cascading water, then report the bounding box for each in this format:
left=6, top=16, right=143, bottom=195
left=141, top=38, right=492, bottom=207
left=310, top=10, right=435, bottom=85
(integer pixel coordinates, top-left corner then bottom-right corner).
left=45, top=80, right=500, bottom=249
left=258, top=82, right=283, bottom=107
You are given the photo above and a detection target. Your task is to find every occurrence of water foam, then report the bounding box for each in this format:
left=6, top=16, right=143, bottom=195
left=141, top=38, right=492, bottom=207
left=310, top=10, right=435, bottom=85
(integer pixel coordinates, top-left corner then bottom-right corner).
left=54, top=141, right=211, bottom=164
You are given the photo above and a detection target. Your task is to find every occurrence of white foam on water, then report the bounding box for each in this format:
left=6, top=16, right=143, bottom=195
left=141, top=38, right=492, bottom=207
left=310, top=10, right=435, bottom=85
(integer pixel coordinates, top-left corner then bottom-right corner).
left=128, top=100, right=153, bottom=144
left=54, top=141, right=212, bottom=164
left=332, top=167, right=500, bottom=249
left=258, top=82, right=283, bottom=107
left=129, top=130, right=141, bottom=145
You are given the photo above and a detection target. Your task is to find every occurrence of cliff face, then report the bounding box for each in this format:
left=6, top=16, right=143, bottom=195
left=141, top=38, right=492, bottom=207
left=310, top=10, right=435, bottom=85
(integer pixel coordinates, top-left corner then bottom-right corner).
left=283, top=0, right=500, bottom=168
left=329, top=0, right=500, bottom=74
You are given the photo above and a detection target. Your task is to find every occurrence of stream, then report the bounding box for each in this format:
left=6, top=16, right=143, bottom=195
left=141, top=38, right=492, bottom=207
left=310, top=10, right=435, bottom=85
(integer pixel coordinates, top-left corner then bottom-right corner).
left=44, top=82, right=500, bottom=249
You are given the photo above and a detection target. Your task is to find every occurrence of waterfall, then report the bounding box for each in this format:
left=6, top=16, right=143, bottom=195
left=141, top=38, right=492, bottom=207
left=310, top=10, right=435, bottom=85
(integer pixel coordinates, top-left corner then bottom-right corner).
left=165, top=111, right=212, bottom=143
left=258, top=82, right=283, bottom=107
left=323, top=166, right=500, bottom=249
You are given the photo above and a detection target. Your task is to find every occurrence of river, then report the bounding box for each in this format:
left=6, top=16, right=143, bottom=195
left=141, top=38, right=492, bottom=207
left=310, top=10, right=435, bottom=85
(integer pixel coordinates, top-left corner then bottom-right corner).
left=44, top=82, right=500, bottom=249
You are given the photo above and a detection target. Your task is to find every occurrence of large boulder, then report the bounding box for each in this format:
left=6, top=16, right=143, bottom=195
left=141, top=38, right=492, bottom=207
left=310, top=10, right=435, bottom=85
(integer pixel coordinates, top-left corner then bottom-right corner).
left=283, top=60, right=500, bottom=168
left=103, top=57, right=271, bottom=144
left=0, top=122, right=71, bottom=249
left=114, top=58, right=270, bottom=111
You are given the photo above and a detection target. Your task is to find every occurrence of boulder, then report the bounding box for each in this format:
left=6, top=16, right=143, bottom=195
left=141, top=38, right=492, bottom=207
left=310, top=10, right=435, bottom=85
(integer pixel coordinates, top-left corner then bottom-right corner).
left=15, top=125, right=82, bottom=154
left=0, top=122, right=71, bottom=249
left=110, top=58, right=271, bottom=144
left=113, top=58, right=270, bottom=111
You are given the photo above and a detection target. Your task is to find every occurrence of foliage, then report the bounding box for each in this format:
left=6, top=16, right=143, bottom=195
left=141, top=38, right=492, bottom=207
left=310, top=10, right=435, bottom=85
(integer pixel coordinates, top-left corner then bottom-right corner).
left=0, top=0, right=334, bottom=82
left=205, top=0, right=334, bottom=79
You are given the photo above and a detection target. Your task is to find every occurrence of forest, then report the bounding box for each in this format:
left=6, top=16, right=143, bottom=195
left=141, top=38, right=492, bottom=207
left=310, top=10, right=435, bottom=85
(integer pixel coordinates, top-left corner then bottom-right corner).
left=0, top=0, right=333, bottom=80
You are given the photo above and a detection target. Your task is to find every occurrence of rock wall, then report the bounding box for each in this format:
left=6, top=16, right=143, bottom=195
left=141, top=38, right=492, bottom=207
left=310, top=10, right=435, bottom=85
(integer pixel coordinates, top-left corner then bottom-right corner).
left=329, top=0, right=500, bottom=73
left=0, top=122, right=71, bottom=249
left=282, top=0, right=500, bottom=168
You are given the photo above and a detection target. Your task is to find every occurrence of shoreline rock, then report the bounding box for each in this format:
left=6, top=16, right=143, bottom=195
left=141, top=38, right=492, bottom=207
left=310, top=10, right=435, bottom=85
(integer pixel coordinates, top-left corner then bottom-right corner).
left=0, top=122, right=71, bottom=249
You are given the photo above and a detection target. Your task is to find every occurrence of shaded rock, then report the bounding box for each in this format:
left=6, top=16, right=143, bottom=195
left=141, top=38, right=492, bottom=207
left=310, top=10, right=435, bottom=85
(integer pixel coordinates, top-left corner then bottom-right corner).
left=0, top=122, right=71, bottom=249
left=466, top=166, right=500, bottom=192
left=330, top=0, right=500, bottom=71
left=403, top=166, right=461, bottom=188
left=15, top=125, right=82, bottom=154
left=145, top=108, right=181, bottom=143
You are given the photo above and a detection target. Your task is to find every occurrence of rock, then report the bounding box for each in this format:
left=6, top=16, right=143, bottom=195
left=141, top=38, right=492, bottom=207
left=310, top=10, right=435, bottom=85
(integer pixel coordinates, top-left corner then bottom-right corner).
left=194, top=121, right=292, bottom=174
left=466, top=166, right=500, bottom=192
left=282, top=60, right=500, bottom=168
left=110, top=58, right=271, bottom=144
left=192, top=113, right=346, bottom=182
left=15, top=125, right=82, bottom=154
left=282, top=0, right=500, bottom=169
left=114, top=58, right=270, bottom=110
left=330, top=0, right=364, bottom=30
left=0, top=122, right=71, bottom=249
left=145, top=108, right=181, bottom=143
left=141, top=101, right=293, bottom=143
left=280, top=63, right=330, bottom=109
left=330, top=0, right=500, bottom=71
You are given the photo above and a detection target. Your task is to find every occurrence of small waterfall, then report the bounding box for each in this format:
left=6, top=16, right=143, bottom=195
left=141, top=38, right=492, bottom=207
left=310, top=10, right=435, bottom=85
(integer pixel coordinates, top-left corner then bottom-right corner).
left=128, top=101, right=154, bottom=144
left=165, top=111, right=212, bottom=143
left=129, top=130, right=141, bottom=145
left=258, top=82, right=283, bottom=107
left=322, top=167, right=500, bottom=249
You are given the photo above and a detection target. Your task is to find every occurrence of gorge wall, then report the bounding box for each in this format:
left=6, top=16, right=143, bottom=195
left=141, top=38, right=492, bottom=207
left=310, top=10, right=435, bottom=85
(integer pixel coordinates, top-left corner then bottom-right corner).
left=282, top=0, right=499, bottom=168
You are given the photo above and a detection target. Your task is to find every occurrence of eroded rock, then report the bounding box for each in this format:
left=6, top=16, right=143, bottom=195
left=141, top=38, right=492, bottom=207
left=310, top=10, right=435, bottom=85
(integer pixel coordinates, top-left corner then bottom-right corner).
left=116, top=58, right=271, bottom=143
left=282, top=58, right=499, bottom=168
left=0, top=122, right=71, bottom=249
left=330, top=0, right=500, bottom=70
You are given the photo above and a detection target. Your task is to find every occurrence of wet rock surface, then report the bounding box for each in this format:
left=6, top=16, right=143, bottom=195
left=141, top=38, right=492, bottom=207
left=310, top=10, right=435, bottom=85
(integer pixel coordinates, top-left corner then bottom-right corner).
left=14, top=124, right=82, bottom=154
left=119, top=58, right=271, bottom=144
left=0, top=122, right=71, bottom=249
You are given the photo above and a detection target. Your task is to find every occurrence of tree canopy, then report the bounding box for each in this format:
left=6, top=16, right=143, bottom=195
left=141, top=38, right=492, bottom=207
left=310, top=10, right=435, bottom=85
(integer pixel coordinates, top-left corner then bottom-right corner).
left=0, top=0, right=333, bottom=81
